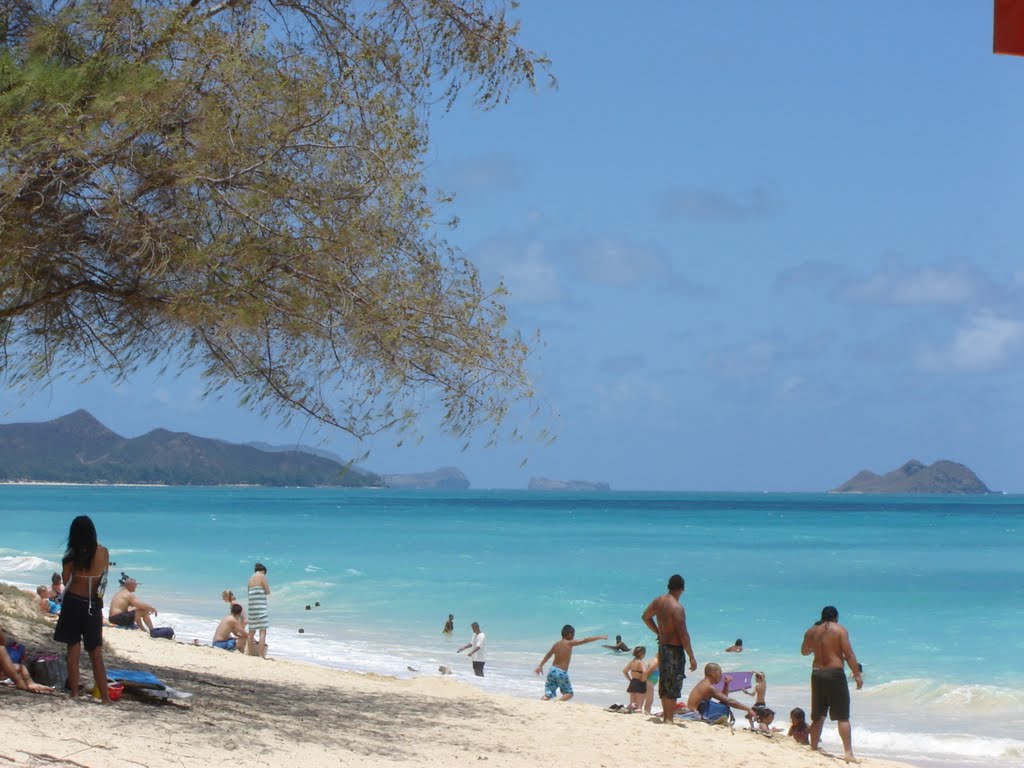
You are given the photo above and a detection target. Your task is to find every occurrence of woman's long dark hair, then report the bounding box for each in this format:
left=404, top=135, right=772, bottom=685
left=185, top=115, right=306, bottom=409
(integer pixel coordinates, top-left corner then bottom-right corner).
left=64, top=515, right=97, bottom=571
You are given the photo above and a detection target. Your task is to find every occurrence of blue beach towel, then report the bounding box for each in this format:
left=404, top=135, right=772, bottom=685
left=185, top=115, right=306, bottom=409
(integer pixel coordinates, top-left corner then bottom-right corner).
left=105, top=669, right=166, bottom=690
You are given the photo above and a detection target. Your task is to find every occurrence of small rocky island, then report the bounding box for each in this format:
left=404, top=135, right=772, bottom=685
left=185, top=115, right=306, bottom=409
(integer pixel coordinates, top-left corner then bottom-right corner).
left=381, top=467, right=470, bottom=490
left=528, top=477, right=610, bottom=491
left=831, top=460, right=994, bottom=494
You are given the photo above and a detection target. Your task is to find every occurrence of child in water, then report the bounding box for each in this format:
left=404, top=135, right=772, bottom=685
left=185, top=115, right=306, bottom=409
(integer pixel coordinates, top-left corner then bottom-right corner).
left=788, top=707, right=810, bottom=745
left=622, top=646, right=647, bottom=712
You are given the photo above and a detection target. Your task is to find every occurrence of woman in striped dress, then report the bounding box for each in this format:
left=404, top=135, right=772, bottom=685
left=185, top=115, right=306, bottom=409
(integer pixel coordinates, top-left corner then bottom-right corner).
left=247, top=563, right=271, bottom=658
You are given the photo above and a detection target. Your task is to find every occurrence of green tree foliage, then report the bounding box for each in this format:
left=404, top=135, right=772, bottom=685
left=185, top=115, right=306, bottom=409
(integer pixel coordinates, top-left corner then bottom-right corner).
left=0, top=0, right=549, bottom=439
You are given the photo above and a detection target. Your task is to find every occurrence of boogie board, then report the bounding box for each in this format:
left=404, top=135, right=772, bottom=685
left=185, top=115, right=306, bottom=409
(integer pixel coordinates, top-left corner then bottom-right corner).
left=139, top=685, right=193, bottom=700
left=713, top=670, right=753, bottom=692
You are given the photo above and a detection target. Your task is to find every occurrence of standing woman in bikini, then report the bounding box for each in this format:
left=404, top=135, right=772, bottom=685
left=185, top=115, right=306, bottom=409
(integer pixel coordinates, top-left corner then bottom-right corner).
left=53, top=515, right=110, bottom=702
left=247, top=563, right=270, bottom=658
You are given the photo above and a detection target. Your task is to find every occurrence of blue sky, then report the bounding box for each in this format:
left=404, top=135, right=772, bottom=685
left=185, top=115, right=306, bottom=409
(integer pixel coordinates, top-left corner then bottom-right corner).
left=3, top=2, right=1023, bottom=491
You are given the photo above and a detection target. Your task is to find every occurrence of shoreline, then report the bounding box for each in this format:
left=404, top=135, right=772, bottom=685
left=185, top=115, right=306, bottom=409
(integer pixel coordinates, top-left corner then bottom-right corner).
left=0, top=585, right=917, bottom=768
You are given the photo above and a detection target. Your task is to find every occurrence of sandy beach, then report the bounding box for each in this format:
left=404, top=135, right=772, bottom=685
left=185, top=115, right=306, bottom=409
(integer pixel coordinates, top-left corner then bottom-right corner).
left=0, top=585, right=918, bottom=768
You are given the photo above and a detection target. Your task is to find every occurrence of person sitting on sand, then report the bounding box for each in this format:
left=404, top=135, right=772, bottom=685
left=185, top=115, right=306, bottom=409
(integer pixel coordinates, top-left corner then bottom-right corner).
left=108, top=573, right=158, bottom=633
left=212, top=603, right=248, bottom=651
left=534, top=625, right=607, bottom=701
left=35, top=586, right=60, bottom=617
left=789, top=707, right=810, bottom=745
left=602, top=634, right=630, bottom=652
left=622, top=645, right=647, bottom=712
left=681, top=662, right=754, bottom=721
left=726, top=638, right=743, bottom=652
left=0, top=628, right=54, bottom=694
left=48, top=572, right=64, bottom=604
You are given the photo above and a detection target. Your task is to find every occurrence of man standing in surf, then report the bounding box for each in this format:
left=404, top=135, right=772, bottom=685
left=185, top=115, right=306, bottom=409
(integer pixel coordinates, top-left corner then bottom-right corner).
left=642, top=574, right=697, bottom=723
left=801, top=605, right=863, bottom=762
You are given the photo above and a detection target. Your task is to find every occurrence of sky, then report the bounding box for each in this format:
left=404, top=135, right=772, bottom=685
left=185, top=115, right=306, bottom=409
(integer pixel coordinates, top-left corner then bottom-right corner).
left=3, top=2, right=1023, bottom=492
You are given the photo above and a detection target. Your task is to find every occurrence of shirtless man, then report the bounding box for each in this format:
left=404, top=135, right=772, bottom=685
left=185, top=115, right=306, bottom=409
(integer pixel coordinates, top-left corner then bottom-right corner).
left=212, top=603, right=248, bottom=651
left=801, top=605, right=863, bottom=763
left=642, top=573, right=697, bottom=723
left=108, top=573, right=158, bottom=633
left=685, top=662, right=754, bottom=720
left=534, top=625, right=607, bottom=701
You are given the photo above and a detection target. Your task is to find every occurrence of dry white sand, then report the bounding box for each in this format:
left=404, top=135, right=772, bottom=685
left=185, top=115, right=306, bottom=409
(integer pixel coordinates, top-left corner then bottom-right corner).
left=1, top=585, right=914, bottom=768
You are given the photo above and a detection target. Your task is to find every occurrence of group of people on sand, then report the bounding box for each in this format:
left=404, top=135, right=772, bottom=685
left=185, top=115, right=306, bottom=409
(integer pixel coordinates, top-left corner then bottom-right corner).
left=2, top=515, right=277, bottom=704
left=208, top=563, right=271, bottom=658
left=635, top=573, right=863, bottom=762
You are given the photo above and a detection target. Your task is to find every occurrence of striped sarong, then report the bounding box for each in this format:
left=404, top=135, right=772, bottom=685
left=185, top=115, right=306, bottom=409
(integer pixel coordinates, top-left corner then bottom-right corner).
left=247, top=586, right=269, bottom=630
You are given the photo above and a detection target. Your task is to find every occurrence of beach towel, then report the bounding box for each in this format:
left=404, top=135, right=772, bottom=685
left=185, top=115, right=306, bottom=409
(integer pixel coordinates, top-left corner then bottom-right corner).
left=105, top=668, right=166, bottom=690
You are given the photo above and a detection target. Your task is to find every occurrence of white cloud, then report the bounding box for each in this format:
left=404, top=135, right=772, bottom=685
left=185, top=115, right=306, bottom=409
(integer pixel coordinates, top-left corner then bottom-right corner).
left=572, top=235, right=669, bottom=286
left=662, top=186, right=782, bottom=221
left=706, top=340, right=781, bottom=376
left=489, top=240, right=562, bottom=304
left=918, top=311, right=1024, bottom=371
left=842, top=265, right=982, bottom=306
left=448, top=153, right=519, bottom=191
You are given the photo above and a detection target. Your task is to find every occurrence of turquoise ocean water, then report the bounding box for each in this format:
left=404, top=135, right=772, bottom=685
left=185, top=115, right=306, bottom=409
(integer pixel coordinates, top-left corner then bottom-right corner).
left=1, top=487, right=1022, bottom=767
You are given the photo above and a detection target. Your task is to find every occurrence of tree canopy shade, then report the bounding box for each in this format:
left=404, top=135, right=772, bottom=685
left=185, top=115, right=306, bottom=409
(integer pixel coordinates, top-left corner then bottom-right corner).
left=0, top=0, right=549, bottom=440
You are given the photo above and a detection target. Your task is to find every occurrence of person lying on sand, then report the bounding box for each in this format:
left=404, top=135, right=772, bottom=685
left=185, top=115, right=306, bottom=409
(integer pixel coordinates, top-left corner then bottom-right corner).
left=35, top=586, right=60, bottom=618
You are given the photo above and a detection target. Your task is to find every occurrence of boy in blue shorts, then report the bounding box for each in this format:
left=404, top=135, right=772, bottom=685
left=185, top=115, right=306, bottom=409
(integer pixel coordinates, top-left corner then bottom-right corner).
left=534, top=625, right=607, bottom=701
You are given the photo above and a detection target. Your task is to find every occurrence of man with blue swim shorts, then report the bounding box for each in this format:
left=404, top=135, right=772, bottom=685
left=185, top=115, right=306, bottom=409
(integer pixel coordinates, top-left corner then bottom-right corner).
left=535, top=624, right=607, bottom=701
left=212, top=603, right=247, bottom=652
left=643, top=574, right=697, bottom=723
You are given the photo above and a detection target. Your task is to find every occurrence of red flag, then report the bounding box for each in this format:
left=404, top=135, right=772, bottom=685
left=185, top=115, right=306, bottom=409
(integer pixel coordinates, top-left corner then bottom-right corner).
left=995, top=0, right=1024, bottom=56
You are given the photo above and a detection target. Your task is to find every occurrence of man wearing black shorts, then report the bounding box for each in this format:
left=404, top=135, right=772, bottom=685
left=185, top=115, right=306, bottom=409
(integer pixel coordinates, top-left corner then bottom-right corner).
left=642, top=574, right=697, bottom=723
left=801, top=605, right=863, bottom=762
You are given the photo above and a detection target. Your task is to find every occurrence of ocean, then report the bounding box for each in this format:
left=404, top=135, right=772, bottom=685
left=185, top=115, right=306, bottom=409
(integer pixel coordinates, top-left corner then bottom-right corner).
left=1, top=487, right=1021, bottom=768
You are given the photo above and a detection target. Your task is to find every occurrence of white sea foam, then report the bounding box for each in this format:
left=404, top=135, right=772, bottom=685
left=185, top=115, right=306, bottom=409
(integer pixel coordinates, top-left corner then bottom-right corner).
left=0, top=555, right=55, bottom=574
left=0, top=555, right=59, bottom=591
left=856, top=725, right=1024, bottom=763
left=865, top=678, right=1024, bottom=714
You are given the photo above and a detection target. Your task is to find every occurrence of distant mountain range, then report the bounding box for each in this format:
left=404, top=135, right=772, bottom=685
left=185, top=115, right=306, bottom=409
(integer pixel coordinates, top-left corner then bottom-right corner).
left=831, top=460, right=993, bottom=494
left=0, top=410, right=380, bottom=486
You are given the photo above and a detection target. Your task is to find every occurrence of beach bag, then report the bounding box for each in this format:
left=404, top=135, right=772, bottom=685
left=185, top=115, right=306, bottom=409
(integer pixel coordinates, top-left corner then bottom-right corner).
left=4, top=640, right=26, bottom=664
left=150, top=627, right=175, bottom=640
left=27, top=654, right=68, bottom=688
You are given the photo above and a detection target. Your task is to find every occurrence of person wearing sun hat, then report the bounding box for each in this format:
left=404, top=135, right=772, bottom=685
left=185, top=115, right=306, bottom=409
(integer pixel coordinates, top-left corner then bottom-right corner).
left=108, top=572, right=158, bottom=633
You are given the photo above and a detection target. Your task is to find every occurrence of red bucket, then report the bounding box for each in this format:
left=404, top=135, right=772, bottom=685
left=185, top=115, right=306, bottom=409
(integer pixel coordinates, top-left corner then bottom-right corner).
left=107, top=682, right=124, bottom=701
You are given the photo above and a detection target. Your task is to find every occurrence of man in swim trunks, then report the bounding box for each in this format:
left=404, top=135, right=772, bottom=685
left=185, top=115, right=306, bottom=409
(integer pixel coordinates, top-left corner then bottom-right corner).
left=684, top=662, right=754, bottom=721
left=534, top=624, right=607, bottom=701
left=642, top=573, right=697, bottom=723
left=801, top=605, right=863, bottom=763
left=212, top=603, right=247, bottom=651
left=108, top=573, right=158, bottom=633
